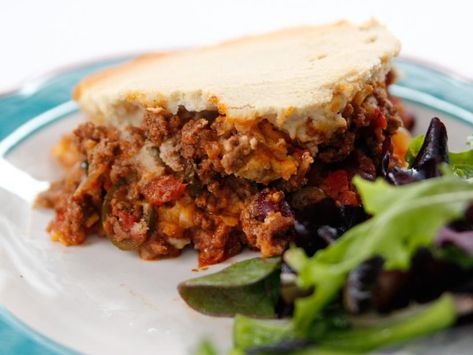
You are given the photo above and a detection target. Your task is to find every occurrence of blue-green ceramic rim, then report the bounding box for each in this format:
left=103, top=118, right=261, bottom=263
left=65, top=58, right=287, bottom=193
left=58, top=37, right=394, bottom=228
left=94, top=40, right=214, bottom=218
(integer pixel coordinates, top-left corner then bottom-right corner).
left=0, top=56, right=472, bottom=354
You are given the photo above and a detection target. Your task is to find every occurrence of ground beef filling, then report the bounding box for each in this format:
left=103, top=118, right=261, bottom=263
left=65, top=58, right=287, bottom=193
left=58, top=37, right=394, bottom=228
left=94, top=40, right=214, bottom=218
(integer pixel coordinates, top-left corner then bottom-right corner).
left=37, top=82, right=403, bottom=265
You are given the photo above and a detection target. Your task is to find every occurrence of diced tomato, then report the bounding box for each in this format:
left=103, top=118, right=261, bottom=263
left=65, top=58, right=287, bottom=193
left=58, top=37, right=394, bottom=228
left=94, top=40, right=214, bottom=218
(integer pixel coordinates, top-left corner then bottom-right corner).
left=142, top=176, right=186, bottom=206
left=321, top=170, right=360, bottom=206
left=338, top=191, right=360, bottom=206
left=373, top=108, right=387, bottom=130
left=322, top=170, right=350, bottom=197
left=56, top=209, right=65, bottom=223
left=117, top=210, right=138, bottom=231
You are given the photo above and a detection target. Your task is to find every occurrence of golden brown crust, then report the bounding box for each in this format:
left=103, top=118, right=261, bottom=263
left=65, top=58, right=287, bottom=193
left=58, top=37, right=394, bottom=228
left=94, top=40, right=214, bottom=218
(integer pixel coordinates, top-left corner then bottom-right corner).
left=72, top=21, right=354, bottom=102
left=72, top=19, right=399, bottom=144
left=73, top=52, right=173, bottom=101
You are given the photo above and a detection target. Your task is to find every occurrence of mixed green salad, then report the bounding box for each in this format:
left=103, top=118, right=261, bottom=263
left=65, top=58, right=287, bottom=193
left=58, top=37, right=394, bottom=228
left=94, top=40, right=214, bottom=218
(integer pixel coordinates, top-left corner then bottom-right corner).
left=179, top=118, right=473, bottom=354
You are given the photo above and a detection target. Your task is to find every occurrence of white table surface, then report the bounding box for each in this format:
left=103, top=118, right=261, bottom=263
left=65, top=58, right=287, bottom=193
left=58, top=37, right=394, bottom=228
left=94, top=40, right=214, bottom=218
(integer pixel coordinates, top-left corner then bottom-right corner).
left=1, top=0, right=473, bottom=93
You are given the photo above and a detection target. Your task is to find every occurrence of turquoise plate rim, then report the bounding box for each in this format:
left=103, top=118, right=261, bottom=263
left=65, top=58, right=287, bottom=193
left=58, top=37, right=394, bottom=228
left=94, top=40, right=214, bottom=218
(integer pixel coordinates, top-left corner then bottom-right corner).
left=0, top=56, right=472, bottom=354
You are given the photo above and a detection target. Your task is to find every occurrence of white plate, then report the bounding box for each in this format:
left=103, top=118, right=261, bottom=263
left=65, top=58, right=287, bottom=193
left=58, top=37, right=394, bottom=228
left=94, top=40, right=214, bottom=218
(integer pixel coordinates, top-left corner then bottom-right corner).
left=0, top=58, right=472, bottom=354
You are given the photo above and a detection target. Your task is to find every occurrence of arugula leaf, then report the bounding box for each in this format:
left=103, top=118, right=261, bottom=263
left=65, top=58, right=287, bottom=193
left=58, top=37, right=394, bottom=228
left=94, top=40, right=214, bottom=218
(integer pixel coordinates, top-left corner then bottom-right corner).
left=178, top=257, right=281, bottom=317
left=406, top=134, right=473, bottom=178
left=287, top=176, right=473, bottom=332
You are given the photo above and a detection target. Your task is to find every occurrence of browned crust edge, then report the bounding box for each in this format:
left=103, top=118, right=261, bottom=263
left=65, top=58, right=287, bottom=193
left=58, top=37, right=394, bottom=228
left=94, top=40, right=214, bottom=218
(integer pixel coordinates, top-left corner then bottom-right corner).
left=72, top=52, right=173, bottom=101
left=72, top=20, right=371, bottom=102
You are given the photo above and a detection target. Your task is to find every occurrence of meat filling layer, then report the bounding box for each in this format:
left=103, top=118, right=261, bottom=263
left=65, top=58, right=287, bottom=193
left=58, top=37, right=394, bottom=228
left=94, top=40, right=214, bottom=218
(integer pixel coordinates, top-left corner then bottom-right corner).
left=37, top=80, right=403, bottom=265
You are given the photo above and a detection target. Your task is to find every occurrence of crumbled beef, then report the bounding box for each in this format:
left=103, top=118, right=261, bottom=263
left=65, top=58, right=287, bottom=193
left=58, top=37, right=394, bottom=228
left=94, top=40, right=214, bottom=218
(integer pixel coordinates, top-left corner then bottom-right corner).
left=159, top=137, right=186, bottom=172
left=143, top=108, right=182, bottom=146
left=316, top=84, right=401, bottom=169
left=317, top=131, right=356, bottom=163
left=180, top=118, right=223, bottom=183
left=38, top=80, right=406, bottom=264
left=192, top=224, right=243, bottom=266
left=221, top=135, right=255, bottom=173
left=278, top=150, right=313, bottom=192
left=139, top=232, right=181, bottom=260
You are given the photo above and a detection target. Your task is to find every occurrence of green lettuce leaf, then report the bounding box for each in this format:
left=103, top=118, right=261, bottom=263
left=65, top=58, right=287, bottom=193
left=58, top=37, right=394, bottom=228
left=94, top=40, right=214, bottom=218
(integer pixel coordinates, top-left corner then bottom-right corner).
left=178, top=257, right=281, bottom=317
left=314, top=294, right=456, bottom=352
left=449, top=150, right=473, bottom=178
left=233, top=315, right=295, bottom=350
left=406, top=134, right=425, bottom=166
left=288, top=175, right=473, bottom=332
left=233, top=295, right=456, bottom=354
left=195, top=340, right=219, bottom=355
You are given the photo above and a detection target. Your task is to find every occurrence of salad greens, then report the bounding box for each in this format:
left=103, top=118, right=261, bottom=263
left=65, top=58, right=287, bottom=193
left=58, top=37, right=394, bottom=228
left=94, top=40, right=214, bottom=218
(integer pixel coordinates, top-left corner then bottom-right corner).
left=196, top=340, right=219, bottom=355
left=407, top=134, right=473, bottom=178
left=233, top=316, right=295, bottom=351
left=178, top=257, right=281, bottom=317
left=287, top=175, right=473, bottom=332
left=233, top=294, right=456, bottom=353
left=185, top=122, right=473, bottom=354
left=450, top=150, right=473, bottom=178
left=405, top=134, right=425, bottom=166
left=311, top=294, right=456, bottom=352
